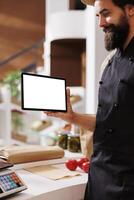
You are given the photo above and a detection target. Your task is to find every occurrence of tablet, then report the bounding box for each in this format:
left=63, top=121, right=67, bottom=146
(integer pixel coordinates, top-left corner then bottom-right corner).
left=21, top=73, right=67, bottom=112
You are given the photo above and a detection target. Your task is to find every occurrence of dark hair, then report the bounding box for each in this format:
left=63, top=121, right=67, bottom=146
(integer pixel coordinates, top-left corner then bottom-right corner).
left=112, top=0, right=134, bottom=9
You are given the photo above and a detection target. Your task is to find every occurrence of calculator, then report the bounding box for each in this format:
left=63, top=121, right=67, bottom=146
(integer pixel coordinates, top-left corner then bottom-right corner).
left=0, top=170, right=27, bottom=198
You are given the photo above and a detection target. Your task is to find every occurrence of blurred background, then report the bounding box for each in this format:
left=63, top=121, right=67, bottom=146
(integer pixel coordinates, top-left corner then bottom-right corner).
left=0, top=0, right=107, bottom=152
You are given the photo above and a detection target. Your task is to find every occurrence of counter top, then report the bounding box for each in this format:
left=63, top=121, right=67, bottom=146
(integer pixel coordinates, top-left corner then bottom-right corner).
left=6, top=151, right=88, bottom=200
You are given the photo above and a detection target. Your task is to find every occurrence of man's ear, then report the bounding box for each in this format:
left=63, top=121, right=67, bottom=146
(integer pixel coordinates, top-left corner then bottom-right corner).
left=125, top=5, right=134, bottom=17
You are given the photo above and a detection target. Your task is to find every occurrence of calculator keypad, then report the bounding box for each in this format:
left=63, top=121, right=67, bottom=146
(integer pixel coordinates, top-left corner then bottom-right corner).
left=0, top=172, right=23, bottom=192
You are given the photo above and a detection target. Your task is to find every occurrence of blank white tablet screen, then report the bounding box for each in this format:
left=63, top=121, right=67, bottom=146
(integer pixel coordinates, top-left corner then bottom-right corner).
left=21, top=73, right=67, bottom=111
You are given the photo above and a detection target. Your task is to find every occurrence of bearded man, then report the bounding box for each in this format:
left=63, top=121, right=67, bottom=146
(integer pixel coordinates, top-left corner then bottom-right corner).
left=45, top=0, right=134, bottom=199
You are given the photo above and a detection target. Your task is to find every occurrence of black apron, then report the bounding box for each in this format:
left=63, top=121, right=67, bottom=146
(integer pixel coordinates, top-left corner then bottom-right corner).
left=85, top=37, right=134, bottom=200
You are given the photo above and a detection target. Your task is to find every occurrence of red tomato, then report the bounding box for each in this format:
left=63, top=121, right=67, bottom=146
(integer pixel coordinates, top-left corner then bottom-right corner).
left=65, top=159, right=78, bottom=171
left=82, top=161, right=90, bottom=173
left=77, top=157, right=89, bottom=169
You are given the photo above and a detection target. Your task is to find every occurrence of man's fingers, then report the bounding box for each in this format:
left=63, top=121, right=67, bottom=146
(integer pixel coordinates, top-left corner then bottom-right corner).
left=66, top=88, right=70, bottom=97
left=44, top=111, right=61, bottom=117
left=43, top=88, right=72, bottom=119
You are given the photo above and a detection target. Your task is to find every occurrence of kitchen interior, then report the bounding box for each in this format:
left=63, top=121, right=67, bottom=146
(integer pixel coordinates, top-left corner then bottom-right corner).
left=0, top=0, right=107, bottom=199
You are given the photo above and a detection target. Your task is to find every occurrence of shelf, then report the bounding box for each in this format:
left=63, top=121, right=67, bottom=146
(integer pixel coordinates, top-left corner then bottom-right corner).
left=10, top=103, right=38, bottom=116
left=11, top=132, right=27, bottom=143
left=0, top=85, right=85, bottom=145
left=0, top=102, right=7, bottom=110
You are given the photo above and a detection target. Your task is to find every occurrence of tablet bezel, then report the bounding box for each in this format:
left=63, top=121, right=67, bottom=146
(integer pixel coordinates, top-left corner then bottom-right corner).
left=21, top=72, right=67, bottom=112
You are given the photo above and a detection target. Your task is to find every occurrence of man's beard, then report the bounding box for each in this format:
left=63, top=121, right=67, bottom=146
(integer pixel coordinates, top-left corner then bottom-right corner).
left=104, top=15, right=129, bottom=51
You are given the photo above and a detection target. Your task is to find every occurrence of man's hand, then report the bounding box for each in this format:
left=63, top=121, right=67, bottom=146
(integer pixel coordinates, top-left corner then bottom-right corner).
left=44, top=88, right=96, bottom=131
left=44, top=88, right=74, bottom=123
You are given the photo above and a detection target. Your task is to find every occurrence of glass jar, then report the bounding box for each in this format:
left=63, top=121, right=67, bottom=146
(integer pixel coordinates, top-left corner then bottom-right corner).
left=57, top=132, right=68, bottom=149
left=67, top=133, right=81, bottom=152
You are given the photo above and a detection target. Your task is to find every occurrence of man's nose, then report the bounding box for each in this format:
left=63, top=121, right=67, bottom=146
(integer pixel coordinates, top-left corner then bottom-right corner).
left=98, top=16, right=107, bottom=28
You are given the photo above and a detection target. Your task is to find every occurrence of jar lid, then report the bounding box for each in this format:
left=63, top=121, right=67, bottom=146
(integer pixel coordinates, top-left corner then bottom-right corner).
left=58, top=131, right=69, bottom=135
left=68, top=133, right=80, bottom=137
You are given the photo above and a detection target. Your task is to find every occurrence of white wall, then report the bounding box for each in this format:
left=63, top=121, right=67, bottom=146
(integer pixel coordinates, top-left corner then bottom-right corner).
left=44, top=1, right=108, bottom=115
left=85, top=6, right=108, bottom=114
left=46, top=0, right=69, bottom=23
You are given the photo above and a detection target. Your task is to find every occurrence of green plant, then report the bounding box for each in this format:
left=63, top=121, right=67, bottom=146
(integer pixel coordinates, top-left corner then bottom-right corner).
left=3, top=71, right=21, bottom=98
left=12, top=110, right=24, bottom=133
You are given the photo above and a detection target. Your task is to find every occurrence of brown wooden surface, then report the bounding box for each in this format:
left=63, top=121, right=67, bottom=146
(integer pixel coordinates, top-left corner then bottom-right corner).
left=12, top=132, right=27, bottom=143
left=0, top=0, right=45, bottom=80
left=51, top=39, right=86, bottom=86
